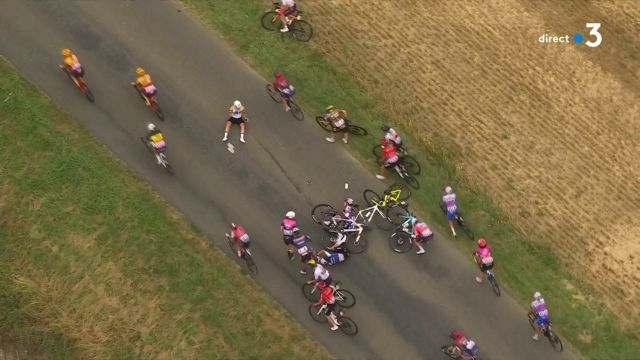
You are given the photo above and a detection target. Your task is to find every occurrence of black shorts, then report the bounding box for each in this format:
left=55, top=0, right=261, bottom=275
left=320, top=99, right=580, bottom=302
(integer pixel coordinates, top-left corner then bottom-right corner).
left=332, top=126, right=348, bottom=133
left=228, top=117, right=245, bottom=125
left=480, top=261, right=494, bottom=272
left=283, top=236, right=293, bottom=246
left=324, top=302, right=336, bottom=316
left=417, top=234, right=433, bottom=243
left=300, top=252, right=313, bottom=263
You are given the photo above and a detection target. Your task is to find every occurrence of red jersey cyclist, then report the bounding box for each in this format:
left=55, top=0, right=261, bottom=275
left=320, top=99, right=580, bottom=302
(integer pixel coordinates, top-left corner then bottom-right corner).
left=312, top=282, right=340, bottom=331
left=474, top=238, right=494, bottom=283
left=273, top=71, right=295, bottom=111
left=228, top=223, right=251, bottom=258
left=376, top=139, right=400, bottom=180
left=448, top=330, right=480, bottom=360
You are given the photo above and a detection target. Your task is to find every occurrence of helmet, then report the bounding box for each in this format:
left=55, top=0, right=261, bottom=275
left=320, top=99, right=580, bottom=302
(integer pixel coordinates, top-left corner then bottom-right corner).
left=147, top=123, right=156, bottom=131
left=285, top=211, right=296, bottom=219
left=233, top=100, right=242, bottom=108
left=136, top=67, right=145, bottom=76
left=381, top=125, right=390, bottom=132
left=450, top=330, right=462, bottom=340
left=61, top=48, right=71, bottom=57
left=230, top=222, right=237, bottom=229
left=307, top=258, right=317, bottom=266
left=344, top=197, right=354, bottom=205
left=477, top=238, right=487, bottom=248
left=325, top=105, right=335, bottom=111
left=274, top=71, right=283, bottom=78
left=444, top=186, right=453, bottom=194
left=533, top=291, right=542, bottom=300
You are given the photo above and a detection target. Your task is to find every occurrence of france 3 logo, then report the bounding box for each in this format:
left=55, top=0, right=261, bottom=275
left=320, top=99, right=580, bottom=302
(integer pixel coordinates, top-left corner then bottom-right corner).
left=538, top=23, right=602, bottom=48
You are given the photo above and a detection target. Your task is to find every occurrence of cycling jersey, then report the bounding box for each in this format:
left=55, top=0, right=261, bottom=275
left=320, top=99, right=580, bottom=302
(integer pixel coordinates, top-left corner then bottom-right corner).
left=343, top=204, right=356, bottom=219
left=381, top=143, right=399, bottom=164
left=136, top=74, right=156, bottom=96
left=232, top=226, right=250, bottom=243
left=313, top=264, right=331, bottom=281
left=319, top=286, right=335, bottom=305
left=147, top=130, right=166, bottom=151
left=475, top=246, right=493, bottom=263
left=531, top=299, right=550, bottom=325
left=413, top=222, right=433, bottom=238
left=281, top=218, right=297, bottom=237
left=63, top=54, right=83, bottom=76
left=292, top=234, right=311, bottom=256
left=274, top=76, right=290, bottom=90
left=442, top=193, right=458, bottom=220
left=324, top=251, right=345, bottom=265
left=229, top=105, right=245, bottom=119
left=384, top=128, right=402, bottom=145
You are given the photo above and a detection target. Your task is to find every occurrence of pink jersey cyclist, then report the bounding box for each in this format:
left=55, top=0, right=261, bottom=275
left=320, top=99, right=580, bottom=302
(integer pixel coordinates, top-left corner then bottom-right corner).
left=281, top=211, right=297, bottom=260
left=413, top=222, right=433, bottom=241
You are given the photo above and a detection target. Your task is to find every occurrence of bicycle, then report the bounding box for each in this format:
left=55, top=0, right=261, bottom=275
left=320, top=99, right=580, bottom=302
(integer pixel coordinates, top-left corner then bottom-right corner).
left=373, top=144, right=421, bottom=175
left=265, top=84, right=304, bottom=120
left=60, top=65, right=94, bottom=102
left=473, top=255, right=500, bottom=296
left=389, top=213, right=431, bottom=253
left=311, top=206, right=368, bottom=253
left=308, top=304, right=358, bottom=336
left=363, top=183, right=411, bottom=207
left=528, top=313, right=563, bottom=352
left=302, top=281, right=356, bottom=308
left=440, top=344, right=480, bottom=359
left=261, top=3, right=313, bottom=42
left=132, top=83, right=165, bottom=120
left=225, top=233, right=258, bottom=275
left=380, top=157, right=419, bottom=189
left=140, top=137, right=173, bottom=174
left=439, top=202, right=474, bottom=240
left=315, top=116, right=368, bottom=136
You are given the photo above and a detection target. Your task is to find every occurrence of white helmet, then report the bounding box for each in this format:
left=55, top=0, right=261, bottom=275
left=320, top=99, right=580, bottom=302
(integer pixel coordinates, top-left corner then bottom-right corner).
left=233, top=100, right=242, bottom=108
left=444, top=186, right=453, bottom=194
left=147, top=123, right=156, bottom=131
left=533, top=291, right=542, bottom=300
left=285, top=211, right=296, bottom=219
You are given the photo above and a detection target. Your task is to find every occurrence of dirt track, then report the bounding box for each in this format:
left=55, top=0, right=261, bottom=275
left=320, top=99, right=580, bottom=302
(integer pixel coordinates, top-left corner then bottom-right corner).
left=303, top=0, right=640, bottom=327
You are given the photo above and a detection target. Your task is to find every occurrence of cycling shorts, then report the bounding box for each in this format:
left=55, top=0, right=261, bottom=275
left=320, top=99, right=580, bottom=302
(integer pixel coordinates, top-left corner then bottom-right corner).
left=417, top=233, right=433, bottom=243
left=283, top=235, right=293, bottom=246
left=228, top=116, right=246, bottom=125
left=284, top=5, right=297, bottom=16
left=447, top=209, right=458, bottom=221
left=480, top=261, right=494, bottom=272
left=383, top=156, right=399, bottom=167
left=324, top=302, right=336, bottom=316
left=535, top=316, right=550, bottom=327
left=300, top=252, right=313, bottom=264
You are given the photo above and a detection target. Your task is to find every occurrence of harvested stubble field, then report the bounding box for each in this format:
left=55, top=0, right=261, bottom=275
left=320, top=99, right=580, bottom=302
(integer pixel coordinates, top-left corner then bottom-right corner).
left=303, top=0, right=640, bottom=327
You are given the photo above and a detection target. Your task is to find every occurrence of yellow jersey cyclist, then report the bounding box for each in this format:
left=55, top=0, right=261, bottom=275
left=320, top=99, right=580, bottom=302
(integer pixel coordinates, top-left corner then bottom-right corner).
left=131, top=67, right=157, bottom=106
left=145, top=123, right=167, bottom=165
left=59, top=48, right=84, bottom=78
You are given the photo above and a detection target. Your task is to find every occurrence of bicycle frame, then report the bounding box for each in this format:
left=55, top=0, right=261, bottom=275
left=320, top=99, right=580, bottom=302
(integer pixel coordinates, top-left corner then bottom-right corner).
left=397, top=214, right=417, bottom=235
left=373, top=190, right=402, bottom=207
left=354, top=204, right=387, bottom=227
left=332, top=218, right=365, bottom=244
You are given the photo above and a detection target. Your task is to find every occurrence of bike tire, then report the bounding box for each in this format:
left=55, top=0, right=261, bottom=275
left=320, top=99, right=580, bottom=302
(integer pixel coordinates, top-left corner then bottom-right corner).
left=402, top=172, right=420, bottom=189
left=402, top=155, right=421, bottom=175
left=308, top=304, right=327, bottom=323
left=347, top=124, right=368, bottom=136
left=363, top=189, right=382, bottom=206
left=302, top=282, right=320, bottom=302
left=265, top=84, right=282, bottom=103
left=386, top=183, right=411, bottom=201
left=373, top=211, right=394, bottom=231
left=153, top=104, right=165, bottom=121
left=289, top=100, right=304, bottom=121
left=458, top=216, right=475, bottom=240
left=311, top=204, right=336, bottom=225
left=386, top=205, right=410, bottom=225
left=245, top=255, right=258, bottom=275
left=346, top=233, right=367, bottom=254
left=84, top=88, right=95, bottom=103
left=527, top=313, right=536, bottom=330
left=338, top=316, right=358, bottom=336
left=372, top=144, right=383, bottom=159
left=335, top=289, right=356, bottom=308
left=261, top=11, right=279, bottom=31
left=290, top=20, right=313, bottom=42
left=227, top=238, right=235, bottom=254
left=389, top=232, right=413, bottom=253
left=548, top=331, right=564, bottom=352
left=315, top=116, right=333, bottom=132
left=488, top=273, right=501, bottom=297
left=163, top=162, right=174, bottom=175
left=440, top=345, right=456, bottom=358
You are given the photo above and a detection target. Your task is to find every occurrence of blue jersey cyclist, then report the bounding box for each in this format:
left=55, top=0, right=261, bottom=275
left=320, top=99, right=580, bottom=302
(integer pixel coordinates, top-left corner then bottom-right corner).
left=442, top=186, right=459, bottom=237
left=529, top=291, right=551, bottom=341
left=292, top=230, right=315, bottom=275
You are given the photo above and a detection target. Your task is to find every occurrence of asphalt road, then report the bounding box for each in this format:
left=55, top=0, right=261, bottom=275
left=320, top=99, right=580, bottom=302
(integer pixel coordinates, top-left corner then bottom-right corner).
left=0, top=1, right=575, bottom=359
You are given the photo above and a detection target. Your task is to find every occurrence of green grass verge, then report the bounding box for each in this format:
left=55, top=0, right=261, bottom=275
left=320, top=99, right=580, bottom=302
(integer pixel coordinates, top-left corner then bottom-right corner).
left=179, top=1, right=639, bottom=359
left=0, top=57, right=331, bottom=360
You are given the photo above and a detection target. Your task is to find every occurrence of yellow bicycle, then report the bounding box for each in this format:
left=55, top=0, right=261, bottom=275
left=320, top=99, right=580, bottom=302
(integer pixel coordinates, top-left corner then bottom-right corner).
left=363, top=183, right=411, bottom=208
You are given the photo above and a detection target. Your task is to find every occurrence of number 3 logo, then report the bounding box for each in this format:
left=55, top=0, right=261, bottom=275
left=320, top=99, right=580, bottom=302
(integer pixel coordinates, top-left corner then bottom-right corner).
left=585, top=23, right=602, bottom=48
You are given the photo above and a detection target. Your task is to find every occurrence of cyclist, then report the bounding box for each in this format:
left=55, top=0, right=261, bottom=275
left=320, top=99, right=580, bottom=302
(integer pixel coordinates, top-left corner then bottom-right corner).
left=474, top=238, right=494, bottom=283
left=312, top=282, right=340, bottom=331
left=273, top=71, right=295, bottom=111
left=59, top=48, right=84, bottom=79
left=229, top=222, right=251, bottom=258
left=276, top=0, right=298, bottom=33
left=442, top=186, right=459, bottom=237
left=323, top=105, right=349, bottom=144
left=292, top=230, right=314, bottom=275
left=412, top=219, right=433, bottom=255
left=376, top=139, right=400, bottom=180
left=448, top=330, right=480, bottom=360
left=529, top=291, right=551, bottom=341
left=342, top=197, right=358, bottom=220
left=145, top=123, right=166, bottom=165
left=307, top=260, right=332, bottom=288
left=222, top=100, right=247, bottom=143
left=318, top=248, right=349, bottom=266
left=281, top=211, right=297, bottom=261
left=382, top=125, right=403, bottom=152
left=131, top=67, right=157, bottom=106
left=325, top=230, right=348, bottom=252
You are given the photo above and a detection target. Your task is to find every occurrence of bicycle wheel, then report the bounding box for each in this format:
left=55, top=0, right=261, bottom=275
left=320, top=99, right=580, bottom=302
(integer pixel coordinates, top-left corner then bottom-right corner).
left=334, top=289, right=356, bottom=308
left=527, top=313, right=536, bottom=329
left=84, top=88, right=95, bottom=103
left=386, top=183, right=411, bottom=202
left=458, top=216, right=475, bottom=240
left=346, top=234, right=367, bottom=254
left=363, top=189, right=382, bottom=206
left=387, top=204, right=410, bottom=225
left=290, top=20, right=313, bottom=42
left=302, top=282, right=320, bottom=302
left=373, top=211, right=394, bottom=231
left=440, top=345, right=456, bottom=358
left=347, top=124, right=368, bottom=136
left=488, top=273, right=501, bottom=296
left=261, top=11, right=279, bottom=31
left=265, top=84, right=282, bottom=103
left=152, top=103, right=165, bottom=121
left=245, top=255, right=258, bottom=275
left=308, top=304, right=327, bottom=323
left=402, top=155, right=421, bottom=175
left=389, top=232, right=413, bottom=253
left=338, top=316, right=358, bottom=336
left=402, top=172, right=420, bottom=189
left=372, top=144, right=383, bottom=159
left=289, top=100, right=304, bottom=121
left=548, top=330, right=564, bottom=352
left=315, top=116, right=333, bottom=132
left=311, top=204, right=336, bottom=225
